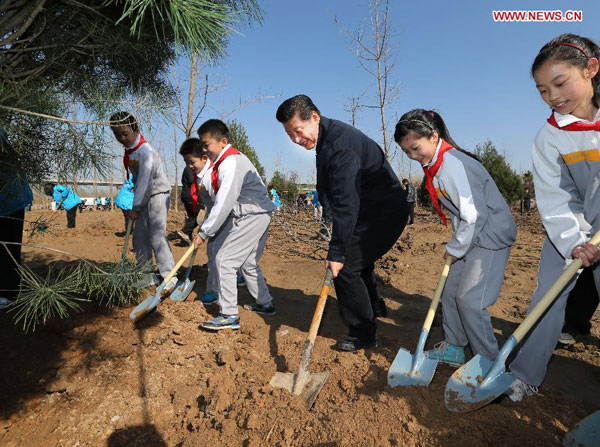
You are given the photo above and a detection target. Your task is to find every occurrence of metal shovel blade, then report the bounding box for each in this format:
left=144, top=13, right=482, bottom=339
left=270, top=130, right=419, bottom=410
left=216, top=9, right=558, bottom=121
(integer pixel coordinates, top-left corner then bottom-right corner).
left=169, top=279, right=195, bottom=301
left=129, top=283, right=166, bottom=322
left=388, top=348, right=438, bottom=387
left=563, top=410, right=600, bottom=447
left=445, top=354, right=515, bottom=413
left=129, top=294, right=160, bottom=322
left=270, top=371, right=330, bottom=410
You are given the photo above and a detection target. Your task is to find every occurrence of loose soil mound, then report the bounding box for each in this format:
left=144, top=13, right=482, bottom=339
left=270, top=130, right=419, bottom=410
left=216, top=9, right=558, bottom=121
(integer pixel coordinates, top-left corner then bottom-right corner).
left=1, top=209, right=598, bottom=446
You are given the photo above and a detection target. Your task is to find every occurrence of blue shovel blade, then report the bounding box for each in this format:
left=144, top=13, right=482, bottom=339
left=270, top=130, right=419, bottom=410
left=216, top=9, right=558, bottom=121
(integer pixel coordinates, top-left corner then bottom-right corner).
left=564, top=410, right=600, bottom=447
left=129, top=287, right=163, bottom=322
left=169, top=279, right=195, bottom=301
left=388, top=348, right=438, bottom=387
left=445, top=354, right=516, bottom=413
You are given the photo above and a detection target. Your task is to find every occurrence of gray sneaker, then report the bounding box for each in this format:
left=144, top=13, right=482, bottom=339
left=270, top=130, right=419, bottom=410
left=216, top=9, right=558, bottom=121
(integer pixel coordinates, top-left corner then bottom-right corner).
left=135, top=273, right=159, bottom=290
left=506, top=378, right=538, bottom=402
left=558, top=332, right=576, bottom=345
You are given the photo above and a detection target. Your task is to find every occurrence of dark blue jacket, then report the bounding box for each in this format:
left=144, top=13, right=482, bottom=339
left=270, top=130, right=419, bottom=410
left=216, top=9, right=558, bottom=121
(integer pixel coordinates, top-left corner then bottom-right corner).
left=315, top=116, right=406, bottom=262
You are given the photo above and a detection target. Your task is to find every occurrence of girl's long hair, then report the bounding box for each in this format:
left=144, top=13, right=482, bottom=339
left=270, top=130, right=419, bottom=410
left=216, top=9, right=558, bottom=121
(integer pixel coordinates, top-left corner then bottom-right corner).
left=394, top=109, right=478, bottom=160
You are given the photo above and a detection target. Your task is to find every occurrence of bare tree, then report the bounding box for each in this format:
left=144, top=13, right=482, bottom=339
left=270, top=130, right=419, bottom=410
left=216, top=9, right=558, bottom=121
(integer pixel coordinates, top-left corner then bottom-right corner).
left=169, top=54, right=273, bottom=211
left=335, top=0, right=400, bottom=159
left=344, top=95, right=366, bottom=127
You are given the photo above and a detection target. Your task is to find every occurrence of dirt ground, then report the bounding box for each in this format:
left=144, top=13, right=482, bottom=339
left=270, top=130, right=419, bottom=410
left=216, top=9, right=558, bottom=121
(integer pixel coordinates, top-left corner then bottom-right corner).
left=1, top=207, right=599, bottom=447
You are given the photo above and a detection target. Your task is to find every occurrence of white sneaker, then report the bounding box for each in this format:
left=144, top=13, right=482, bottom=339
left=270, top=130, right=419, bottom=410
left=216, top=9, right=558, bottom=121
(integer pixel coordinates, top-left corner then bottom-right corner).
left=558, top=332, right=576, bottom=345
left=0, top=297, right=14, bottom=311
left=506, top=378, right=538, bottom=402
left=164, top=276, right=178, bottom=292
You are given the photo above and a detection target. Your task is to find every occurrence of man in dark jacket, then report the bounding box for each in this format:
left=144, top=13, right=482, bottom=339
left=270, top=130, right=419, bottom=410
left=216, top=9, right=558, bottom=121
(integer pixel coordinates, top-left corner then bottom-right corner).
left=276, top=94, right=408, bottom=351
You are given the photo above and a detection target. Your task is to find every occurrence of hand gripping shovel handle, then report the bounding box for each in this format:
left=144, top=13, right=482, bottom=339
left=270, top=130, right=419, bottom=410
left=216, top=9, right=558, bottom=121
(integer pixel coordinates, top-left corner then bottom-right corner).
left=512, top=230, right=600, bottom=344
left=121, top=219, right=133, bottom=261
left=292, top=269, right=334, bottom=394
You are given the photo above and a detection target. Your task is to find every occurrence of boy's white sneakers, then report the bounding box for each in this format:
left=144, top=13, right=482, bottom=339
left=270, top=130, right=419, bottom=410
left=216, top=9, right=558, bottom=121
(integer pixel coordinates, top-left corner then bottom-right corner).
left=164, top=276, right=179, bottom=293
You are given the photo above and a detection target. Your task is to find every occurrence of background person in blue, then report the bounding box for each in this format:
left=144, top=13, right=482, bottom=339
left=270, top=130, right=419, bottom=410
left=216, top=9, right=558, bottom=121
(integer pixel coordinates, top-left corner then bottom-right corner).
left=115, top=176, right=135, bottom=232
left=0, top=130, right=33, bottom=310
left=44, top=183, right=82, bottom=228
left=268, top=185, right=281, bottom=209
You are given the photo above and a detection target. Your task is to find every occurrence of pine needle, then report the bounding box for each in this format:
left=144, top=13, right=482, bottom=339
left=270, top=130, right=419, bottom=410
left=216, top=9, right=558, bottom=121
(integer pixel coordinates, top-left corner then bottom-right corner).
left=8, top=264, right=88, bottom=333
left=81, top=258, right=151, bottom=307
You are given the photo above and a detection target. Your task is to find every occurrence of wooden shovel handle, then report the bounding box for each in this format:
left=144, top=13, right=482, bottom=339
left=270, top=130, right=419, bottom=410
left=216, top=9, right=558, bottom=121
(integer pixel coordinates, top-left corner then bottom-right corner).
left=307, top=269, right=334, bottom=344
left=292, top=269, right=333, bottom=394
left=162, top=245, right=195, bottom=286
left=422, top=257, right=452, bottom=332
left=513, top=229, right=600, bottom=343
left=121, top=219, right=133, bottom=260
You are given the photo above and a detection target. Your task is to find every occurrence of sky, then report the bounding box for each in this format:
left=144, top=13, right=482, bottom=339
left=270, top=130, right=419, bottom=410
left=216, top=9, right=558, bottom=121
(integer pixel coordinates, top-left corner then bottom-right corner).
left=145, top=0, right=600, bottom=184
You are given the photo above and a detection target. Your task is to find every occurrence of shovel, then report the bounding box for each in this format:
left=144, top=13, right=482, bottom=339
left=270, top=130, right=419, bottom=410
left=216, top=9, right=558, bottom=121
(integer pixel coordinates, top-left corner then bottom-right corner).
left=388, top=257, right=452, bottom=387
left=563, top=410, right=600, bottom=447
left=445, top=230, right=600, bottom=413
left=169, top=248, right=198, bottom=301
left=270, top=269, right=333, bottom=410
left=121, top=219, right=133, bottom=260
left=129, top=245, right=195, bottom=322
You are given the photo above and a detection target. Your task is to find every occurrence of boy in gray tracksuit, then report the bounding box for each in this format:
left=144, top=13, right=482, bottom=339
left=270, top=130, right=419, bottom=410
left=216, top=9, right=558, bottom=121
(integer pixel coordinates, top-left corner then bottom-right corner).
left=192, top=119, right=275, bottom=331
left=110, top=111, right=177, bottom=289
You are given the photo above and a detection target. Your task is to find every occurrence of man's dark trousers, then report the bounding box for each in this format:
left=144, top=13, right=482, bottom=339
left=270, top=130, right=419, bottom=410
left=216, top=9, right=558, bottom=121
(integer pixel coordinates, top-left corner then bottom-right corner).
left=333, top=207, right=407, bottom=343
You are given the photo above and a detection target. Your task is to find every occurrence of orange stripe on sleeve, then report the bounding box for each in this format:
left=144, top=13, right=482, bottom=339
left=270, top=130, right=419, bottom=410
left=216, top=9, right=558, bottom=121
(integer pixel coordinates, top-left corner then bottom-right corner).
left=561, top=148, right=600, bottom=164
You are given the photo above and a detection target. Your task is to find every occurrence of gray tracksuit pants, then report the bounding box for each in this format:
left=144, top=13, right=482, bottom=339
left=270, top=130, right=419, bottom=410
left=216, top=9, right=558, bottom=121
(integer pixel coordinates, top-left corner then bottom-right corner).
left=211, top=212, right=273, bottom=316
left=510, top=238, right=600, bottom=386
left=442, top=245, right=511, bottom=360
left=206, top=238, right=218, bottom=292
left=132, top=192, right=175, bottom=279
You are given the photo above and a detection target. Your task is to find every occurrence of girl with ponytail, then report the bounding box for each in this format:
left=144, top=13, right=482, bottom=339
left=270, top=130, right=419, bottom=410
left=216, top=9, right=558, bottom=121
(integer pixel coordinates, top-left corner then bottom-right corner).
left=393, top=109, right=516, bottom=370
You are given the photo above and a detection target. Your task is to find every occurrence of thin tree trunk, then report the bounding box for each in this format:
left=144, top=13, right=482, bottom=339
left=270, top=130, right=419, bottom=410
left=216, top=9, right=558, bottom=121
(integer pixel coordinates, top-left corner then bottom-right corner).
left=185, top=52, right=198, bottom=138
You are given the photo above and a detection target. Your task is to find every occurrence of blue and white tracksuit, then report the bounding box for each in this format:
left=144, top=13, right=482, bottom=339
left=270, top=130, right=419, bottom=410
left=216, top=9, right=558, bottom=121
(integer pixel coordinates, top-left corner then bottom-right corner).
left=510, top=110, right=600, bottom=387
left=431, top=141, right=516, bottom=360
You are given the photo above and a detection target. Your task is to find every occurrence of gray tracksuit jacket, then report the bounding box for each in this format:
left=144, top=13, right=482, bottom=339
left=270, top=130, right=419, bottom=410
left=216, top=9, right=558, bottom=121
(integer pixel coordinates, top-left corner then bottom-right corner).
left=431, top=142, right=516, bottom=258
left=126, top=134, right=171, bottom=211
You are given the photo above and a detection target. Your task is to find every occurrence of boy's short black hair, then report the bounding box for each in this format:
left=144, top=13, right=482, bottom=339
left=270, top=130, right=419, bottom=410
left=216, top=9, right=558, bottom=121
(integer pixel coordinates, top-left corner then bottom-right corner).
left=109, top=111, right=139, bottom=132
left=197, top=119, right=229, bottom=141
left=179, top=138, right=207, bottom=157
left=276, top=94, right=320, bottom=123
left=43, top=183, right=55, bottom=196
left=402, top=178, right=409, bottom=184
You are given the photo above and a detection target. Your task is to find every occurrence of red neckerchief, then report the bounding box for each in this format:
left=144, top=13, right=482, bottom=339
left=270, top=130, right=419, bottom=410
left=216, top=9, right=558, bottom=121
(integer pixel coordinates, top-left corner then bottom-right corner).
left=123, top=134, right=147, bottom=175
left=423, top=139, right=453, bottom=226
left=547, top=113, right=600, bottom=131
left=210, top=146, right=240, bottom=193
left=191, top=181, right=199, bottom=215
